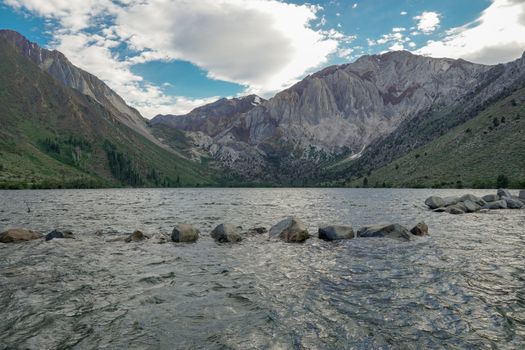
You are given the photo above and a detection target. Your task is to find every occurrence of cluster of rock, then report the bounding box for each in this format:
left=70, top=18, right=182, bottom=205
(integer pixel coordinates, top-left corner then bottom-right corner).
left=0, top=217, right=428, bottom=244
left=425, top=189, right=525, bottom=214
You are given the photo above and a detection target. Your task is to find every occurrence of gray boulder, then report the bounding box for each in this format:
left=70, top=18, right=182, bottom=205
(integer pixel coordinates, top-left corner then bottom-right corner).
left=463, top=200, right=481, bottom=213
left=125, top=230, right=147, bottom=243
left=45, top=229, right=74, bottom=241
left=357, top=223, right=412, bottom=241
left=459, top=194, right=485, bottom=206
left=0, top=228, right=42, bottom=243
left=446, top=204, right=465, bottom=215
left=318, top=225, right=354, bottom=241
left=410, top=222, right=428, bottom=236
left=425, top=196, right=445, bottom=209
left=483, top=200, right=507, bottom=210
left=503, top=197, right=523, bottom=209
left=269, top=217, right=310, bottom=243
left=519, top=190, right=525, bottom=201
left=443, top=196, right=460, bottom=206
left=171, top=224, right=199, bottom=243
left=497, top=189, right=512, bottom=199
left=211, top=223, right=242, bottom=243
left=482, top=194, right=499, bottom=202
left=432, top=207, right=447, bottom=213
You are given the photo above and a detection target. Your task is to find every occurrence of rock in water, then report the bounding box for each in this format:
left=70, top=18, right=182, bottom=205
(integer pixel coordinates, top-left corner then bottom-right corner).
left=171, top=224, right=199, bottom=243
left=447, top=206, right=465, bottom=215
left=425, top=196, right=445, bottom=209
left=318, top=225, right=354, bottom=241
left=269, top=217, right=310, bottom=243
left=482, top=194, right=499, bottom=202
left=410, top=222, right=429, bottom=236
left=125, top=230, right=146, bottom=242
left=459, top=194, right=486, bottom=206
left=497, top=189, right=512, bottom=199
left=504, top=198, right=523, bottom=209
left=357, top=224, right=412, bottom=241
left=211, top=224, right=242, bottom=243
left=0, top=229, right=42, bottom=243
left=483, top=200, right=508, bottom=210
left=45, top=229, right=74, bottom=241
left=463, top=200, right=481, bottom=213
left=443, top=196, right=460, bottom=206
left=519, top=190, right=525, bottom=201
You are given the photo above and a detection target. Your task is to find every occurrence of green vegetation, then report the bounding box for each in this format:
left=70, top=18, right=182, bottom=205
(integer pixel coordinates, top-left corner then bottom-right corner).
left=337, top=87, right=525, bottom=189
left=0, top=37, right=215, bottom=189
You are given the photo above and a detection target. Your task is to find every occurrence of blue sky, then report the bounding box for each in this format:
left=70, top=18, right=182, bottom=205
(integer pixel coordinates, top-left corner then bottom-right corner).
left=1, top=0, right=524, bottom=117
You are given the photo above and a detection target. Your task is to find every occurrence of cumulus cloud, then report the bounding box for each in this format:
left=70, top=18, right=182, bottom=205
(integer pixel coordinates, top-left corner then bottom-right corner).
left=5, top=0, right=348, bottom=117
left=413, top=11, right=441, bottom=34
left=417, top=0, right=525, bottom=64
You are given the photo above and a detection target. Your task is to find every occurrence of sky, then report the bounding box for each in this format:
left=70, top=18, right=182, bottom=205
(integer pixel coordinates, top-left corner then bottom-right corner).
left=1, top=0, right=525, bottom=118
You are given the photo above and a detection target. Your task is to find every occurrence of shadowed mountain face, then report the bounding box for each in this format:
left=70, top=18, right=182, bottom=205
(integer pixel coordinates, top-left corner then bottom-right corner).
left=152, top=51, right=498, bottom=182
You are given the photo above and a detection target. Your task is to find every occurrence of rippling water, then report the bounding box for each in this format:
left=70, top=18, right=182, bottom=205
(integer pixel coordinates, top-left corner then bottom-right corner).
left=0, top=188, right=524, bottom=349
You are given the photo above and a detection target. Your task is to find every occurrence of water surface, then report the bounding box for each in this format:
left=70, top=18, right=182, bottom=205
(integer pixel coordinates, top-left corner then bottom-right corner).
left=0, top=188, right=524, bottom=349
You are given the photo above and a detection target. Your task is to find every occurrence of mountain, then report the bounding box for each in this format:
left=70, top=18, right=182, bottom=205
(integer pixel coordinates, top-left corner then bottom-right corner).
left=152, top=51, right=494, bottom=183
left=0, top=31, right=213, bottom=188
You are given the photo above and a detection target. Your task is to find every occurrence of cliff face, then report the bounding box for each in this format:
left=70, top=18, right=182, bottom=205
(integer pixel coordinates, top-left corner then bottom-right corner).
left=153, top=51, right=493, bottom=181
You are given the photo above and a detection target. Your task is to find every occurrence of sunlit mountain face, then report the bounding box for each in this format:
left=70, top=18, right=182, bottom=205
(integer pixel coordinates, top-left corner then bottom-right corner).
left=3, top=0, right=524, bottom=119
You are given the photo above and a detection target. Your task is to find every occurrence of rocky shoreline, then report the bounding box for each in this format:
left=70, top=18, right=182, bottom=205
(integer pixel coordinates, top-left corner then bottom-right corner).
left=425, top=189, right=525, bottom=214
left=0, top=217, right=428, bottom=245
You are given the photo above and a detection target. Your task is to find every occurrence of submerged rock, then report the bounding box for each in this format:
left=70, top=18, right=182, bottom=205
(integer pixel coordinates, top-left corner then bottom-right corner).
left=269, top=217, right=310, bottom=243
left=425, top=196, right=445, bottom=209
left=0, top=228, right=42, bottom=243
left=520, top=190, right=525, bottom=201
left=171, top=224, right=199, bottom=243
left=410, top=222, right=428, bottom=236
left=125, top=230, right=147, bottom=243
left=446, top=205, right=465, bottom=215
left=497, top=189, right=512, bottom=199
left=482, top=194, right=499, bottom=202
left=211, top=223, right=242, bottom=243
left=45, top=229, right=74, bottom=241
left=246, top=227, right=267, bottom=235
left=483, top=200, right=507, bottom=210
left=318, top=225, right=354, bottom=241
left=357, top=224, right=412, bottom=241
left=152, top=233, right=169, bottom=244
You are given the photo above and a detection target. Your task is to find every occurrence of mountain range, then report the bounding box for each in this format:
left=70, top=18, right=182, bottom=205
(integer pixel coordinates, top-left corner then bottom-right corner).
left=1, top=29, right=524, bottom=188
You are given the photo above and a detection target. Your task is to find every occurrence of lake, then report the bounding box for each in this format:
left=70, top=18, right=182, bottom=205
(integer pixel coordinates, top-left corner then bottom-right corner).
left=0, top=188, right=524, bottom=349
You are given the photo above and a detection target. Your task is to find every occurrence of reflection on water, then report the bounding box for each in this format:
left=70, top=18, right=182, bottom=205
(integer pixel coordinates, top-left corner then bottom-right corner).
left=0, top=188, right=524, bottom=349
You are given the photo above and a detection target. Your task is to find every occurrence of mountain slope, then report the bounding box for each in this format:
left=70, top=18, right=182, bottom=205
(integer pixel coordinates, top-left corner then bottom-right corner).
left=153, top=51, right=491, bottom=183
left=0, top=34, right=213, bottom=188
left=337, top=85, right=525, bottom=188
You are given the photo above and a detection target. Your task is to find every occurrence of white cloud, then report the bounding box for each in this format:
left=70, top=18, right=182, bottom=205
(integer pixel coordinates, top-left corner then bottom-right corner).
left=417, top=0, right=525, bottom=64
left=400, top=11, right=407, bottom=16
left=5, top=0, right=349, bottom=117
left=413, top=11, right=441, bottom=34
left=389, top=43, right=404, bottom=51
left=352, top=3, right=358, bottom=9
left=392, top=27, right=406, bottom=32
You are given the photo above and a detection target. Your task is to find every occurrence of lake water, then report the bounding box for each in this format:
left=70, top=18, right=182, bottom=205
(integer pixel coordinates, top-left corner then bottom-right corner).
left=0, top=188, right=524, bottom=349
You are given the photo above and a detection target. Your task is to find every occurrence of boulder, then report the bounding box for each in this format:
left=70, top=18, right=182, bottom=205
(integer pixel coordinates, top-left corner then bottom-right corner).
left=459, top=194, right=485, bottom=206
left=318, top=225, right=354, bottom=241
left=443, top=196, right=460, bottom=206
left=357, top=223, right=412, bottom=241
left=446, top=205, right=465, bottom=215
left=125, top=230, right=147, bottom=243
left=497, top=189, right=512, bottom=199
left=269, top=217, right=310, bottom=243
left=483, top=200, right=507, bottom=210
left=171, top=224, right=199, bottom=243
left=45, top=229, right=74, bottom=241
left=504, top=197, right=523, bottom=209
left=211, top=223, right=242, bottom=243
left=482, top=194, right=499, bottom=202
left=425, top=196, right=445, bottom=209
left=410, top=222, right=428, bottom=236
left=519, top=190, right=525, bottom=201
left=432, top=207, right=447, bottom=213
left=512, top=196, right=525, bottom=205
left=463, top=200, right=481, bottom=213
left=0, top=229, right=42, bottom=243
